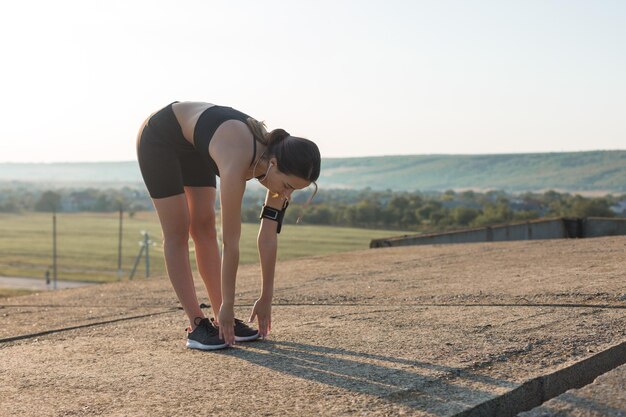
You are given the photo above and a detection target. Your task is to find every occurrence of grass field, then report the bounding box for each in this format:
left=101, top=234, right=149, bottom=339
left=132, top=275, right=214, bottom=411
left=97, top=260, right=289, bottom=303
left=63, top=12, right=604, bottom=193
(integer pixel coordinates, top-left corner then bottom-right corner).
left=0, top=212, right=405, bottom=283
left=0, top=288, right=33, bottom=298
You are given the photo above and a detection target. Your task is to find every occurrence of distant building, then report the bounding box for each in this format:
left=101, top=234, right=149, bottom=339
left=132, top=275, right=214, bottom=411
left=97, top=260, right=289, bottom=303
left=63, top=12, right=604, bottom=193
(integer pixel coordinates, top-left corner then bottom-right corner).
left=611, top=200, right=626, bottom=216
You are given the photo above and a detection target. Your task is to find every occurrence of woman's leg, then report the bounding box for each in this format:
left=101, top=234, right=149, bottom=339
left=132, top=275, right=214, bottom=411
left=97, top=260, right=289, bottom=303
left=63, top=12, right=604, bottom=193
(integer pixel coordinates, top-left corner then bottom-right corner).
left=152, top=194, right=204, bottom=329
left=185, top=186, right=222, bottom=320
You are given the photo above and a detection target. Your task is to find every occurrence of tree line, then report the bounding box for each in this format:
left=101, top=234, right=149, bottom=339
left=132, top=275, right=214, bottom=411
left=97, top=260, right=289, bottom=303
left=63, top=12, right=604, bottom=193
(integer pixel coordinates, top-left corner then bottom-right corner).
left=1, top=183, right=624, bottom=232
left=0, top=185, right=151, bottom=216
left=245, top=188, right=624, bottom=232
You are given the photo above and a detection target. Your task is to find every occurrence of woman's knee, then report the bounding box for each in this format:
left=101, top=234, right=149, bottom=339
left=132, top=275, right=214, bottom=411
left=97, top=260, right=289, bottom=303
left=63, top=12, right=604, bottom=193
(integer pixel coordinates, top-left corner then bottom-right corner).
left=189, top=211, right=218, bottom=240
left=163, top=228, right=191, bottom=248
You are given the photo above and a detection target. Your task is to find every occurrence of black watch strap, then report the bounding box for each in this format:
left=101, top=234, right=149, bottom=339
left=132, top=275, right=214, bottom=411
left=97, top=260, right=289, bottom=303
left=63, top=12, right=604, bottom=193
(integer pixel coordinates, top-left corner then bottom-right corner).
left=260, top=203, right=288, bottom=233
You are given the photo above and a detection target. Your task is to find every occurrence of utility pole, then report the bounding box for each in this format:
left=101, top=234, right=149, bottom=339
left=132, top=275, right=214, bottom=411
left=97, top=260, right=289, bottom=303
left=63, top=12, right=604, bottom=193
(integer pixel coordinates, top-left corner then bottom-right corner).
left=117, top=206, right=123, bottom=280
left=144, top=231, right=150, bottom=278
left=52, top=211, right=58, bottom=290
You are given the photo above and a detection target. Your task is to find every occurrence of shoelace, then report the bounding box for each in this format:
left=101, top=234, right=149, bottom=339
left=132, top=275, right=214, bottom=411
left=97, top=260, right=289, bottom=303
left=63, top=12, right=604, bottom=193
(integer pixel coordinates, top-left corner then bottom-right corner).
left=188, top=317, right=219, bottom=336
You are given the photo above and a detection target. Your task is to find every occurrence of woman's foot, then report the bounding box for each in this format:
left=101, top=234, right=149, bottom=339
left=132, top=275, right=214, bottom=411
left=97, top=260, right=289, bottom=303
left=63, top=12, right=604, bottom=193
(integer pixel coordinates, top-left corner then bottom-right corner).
left=186, top=317, right=228, bottom=350
left=211, top=317, right=261, bottom=342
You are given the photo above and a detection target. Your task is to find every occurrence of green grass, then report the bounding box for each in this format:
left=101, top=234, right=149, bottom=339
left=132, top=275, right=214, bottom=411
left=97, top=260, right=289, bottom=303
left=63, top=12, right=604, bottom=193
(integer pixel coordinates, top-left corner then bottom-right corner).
left=0, top=288, right=35, bottom=299
left=0, top=212, right=404, bottom=283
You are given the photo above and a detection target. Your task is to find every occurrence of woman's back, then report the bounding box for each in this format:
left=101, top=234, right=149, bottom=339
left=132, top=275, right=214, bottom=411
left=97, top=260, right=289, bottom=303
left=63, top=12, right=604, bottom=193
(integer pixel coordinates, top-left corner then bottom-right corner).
left=171, top=101, right=216, bottom=145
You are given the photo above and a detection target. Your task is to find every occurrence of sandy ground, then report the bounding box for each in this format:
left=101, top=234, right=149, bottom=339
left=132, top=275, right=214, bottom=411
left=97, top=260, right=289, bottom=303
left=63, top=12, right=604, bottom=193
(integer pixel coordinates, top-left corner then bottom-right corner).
left=1, top=237, right=625, bottom=416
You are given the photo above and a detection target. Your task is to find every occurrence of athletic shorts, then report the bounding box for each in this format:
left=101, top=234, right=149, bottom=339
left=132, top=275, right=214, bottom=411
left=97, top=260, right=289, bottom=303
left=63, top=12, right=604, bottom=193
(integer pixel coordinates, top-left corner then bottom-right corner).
left=136, top=102, right=216, bottom=199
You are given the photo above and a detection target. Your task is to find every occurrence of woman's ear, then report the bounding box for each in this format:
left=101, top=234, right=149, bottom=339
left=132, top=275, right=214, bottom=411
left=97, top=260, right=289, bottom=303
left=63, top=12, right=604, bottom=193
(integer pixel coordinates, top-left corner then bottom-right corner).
left=269, top=157, right=278, bottom=167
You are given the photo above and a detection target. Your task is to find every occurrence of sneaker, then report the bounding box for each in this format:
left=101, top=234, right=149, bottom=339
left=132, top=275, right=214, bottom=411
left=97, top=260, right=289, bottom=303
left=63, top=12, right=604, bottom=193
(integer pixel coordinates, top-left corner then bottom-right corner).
left=211, top=318, right=260, bottom=342
left=186, top=317, right=228, bottom=350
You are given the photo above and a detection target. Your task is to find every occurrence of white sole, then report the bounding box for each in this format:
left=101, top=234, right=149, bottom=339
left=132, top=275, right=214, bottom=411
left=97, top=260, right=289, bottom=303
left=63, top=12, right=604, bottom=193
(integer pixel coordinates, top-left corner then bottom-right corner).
left=186, top=339, right=228, bottom=350
left=235, top=333, right=261, bottom=342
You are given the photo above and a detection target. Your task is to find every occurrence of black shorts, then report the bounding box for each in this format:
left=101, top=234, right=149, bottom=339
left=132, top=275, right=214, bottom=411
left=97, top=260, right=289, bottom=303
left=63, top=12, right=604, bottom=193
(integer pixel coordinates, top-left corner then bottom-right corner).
left=136, top=102, right=216, bottom=199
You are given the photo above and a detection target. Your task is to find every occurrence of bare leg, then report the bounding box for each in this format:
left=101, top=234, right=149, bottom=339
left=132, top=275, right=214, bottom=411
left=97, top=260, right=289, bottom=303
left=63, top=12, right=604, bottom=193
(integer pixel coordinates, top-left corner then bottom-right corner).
left=185, top=186, right=222, bottom=320
left=152, top=194, right=204, bottom=329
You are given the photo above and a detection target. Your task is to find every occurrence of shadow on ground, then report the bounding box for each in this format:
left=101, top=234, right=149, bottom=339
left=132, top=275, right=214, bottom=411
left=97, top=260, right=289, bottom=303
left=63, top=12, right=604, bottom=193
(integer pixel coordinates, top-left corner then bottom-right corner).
left=231, top=340, right=516, bottom=415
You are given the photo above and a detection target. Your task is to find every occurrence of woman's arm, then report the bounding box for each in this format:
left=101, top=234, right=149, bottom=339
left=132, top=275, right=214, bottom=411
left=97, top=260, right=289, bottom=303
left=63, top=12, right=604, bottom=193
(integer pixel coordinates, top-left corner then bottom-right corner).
left=216, top=174, right=245, bottom=344
left=249, top=190, right=285, bottom=337
left=210, top=120, right=254, bottom=344
left=258, top=190, right=285, bottom=299
left=219, top=175, right=245, bottom=298
left=257, top=217, right=278, bottom=300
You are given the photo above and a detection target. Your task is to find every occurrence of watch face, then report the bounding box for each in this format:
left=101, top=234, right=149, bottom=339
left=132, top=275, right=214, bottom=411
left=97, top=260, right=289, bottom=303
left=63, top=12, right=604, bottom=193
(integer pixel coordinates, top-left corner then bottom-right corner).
left=262, top=206, right=280, bottom=220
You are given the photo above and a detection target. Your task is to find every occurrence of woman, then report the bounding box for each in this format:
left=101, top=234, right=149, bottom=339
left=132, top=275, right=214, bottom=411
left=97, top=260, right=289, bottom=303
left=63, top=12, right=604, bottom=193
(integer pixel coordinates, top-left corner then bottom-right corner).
left=136, top=101, right=320, bottom=350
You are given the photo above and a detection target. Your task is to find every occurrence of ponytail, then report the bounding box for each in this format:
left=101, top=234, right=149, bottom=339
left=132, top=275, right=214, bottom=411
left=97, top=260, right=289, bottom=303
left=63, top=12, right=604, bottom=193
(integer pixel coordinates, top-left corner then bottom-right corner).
left=266, top=128, right=290, bottom=150
left=246, top=118, right=268, bottom=144
left=246, top=118, right=289, bottom=151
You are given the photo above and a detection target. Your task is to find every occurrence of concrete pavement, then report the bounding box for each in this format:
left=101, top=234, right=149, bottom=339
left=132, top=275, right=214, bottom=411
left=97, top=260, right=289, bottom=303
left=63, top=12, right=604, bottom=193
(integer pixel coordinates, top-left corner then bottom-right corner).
left=1, top=237, right=625, bottom=416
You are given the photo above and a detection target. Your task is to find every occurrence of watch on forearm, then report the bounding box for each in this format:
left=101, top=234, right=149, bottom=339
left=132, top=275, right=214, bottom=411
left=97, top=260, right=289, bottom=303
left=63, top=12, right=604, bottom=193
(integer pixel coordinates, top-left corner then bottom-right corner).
left=259, top=201, right=289, bottom=233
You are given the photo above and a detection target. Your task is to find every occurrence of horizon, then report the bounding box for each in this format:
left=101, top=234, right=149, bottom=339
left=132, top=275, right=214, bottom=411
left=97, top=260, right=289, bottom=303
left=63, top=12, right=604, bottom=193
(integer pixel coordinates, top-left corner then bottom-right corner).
left=2, top=148, right=626, bottom=165
left=1, top=1, right=625, bottom=163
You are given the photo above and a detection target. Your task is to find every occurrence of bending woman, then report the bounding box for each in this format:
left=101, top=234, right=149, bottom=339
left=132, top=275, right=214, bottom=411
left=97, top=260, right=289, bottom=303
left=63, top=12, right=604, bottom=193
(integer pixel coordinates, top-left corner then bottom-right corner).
left=136, top=101, right=320, bottom=350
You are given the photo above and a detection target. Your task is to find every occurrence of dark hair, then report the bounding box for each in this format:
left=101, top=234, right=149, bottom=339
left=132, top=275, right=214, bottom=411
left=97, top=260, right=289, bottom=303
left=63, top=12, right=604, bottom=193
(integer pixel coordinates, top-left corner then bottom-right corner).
left=246, top=119, right=320, bottom=183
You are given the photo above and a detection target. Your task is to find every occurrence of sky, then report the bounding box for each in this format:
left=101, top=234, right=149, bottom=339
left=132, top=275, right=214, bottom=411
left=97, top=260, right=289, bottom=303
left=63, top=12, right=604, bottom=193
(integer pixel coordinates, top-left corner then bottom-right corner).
left=0, top=0, right=624, bottom=162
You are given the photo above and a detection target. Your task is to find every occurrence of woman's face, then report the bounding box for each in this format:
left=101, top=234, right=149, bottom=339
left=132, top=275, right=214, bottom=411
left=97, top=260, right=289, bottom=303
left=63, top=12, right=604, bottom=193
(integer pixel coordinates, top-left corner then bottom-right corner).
left=263, top=160, right=311, bottom=201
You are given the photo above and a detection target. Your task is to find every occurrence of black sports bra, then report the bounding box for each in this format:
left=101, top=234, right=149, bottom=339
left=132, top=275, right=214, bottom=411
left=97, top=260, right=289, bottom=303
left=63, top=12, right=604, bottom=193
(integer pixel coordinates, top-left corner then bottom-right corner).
left=193, top=105, right=259, bottom=176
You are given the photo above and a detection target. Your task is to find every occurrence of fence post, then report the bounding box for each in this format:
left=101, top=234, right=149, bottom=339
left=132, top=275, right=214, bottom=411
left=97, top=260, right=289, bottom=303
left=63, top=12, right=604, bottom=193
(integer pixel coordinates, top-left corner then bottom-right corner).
left=117, top=207, right=123, bottom=280
left=52, top=211, right=58, bottom=290
left=144, top=232, right=150, bottom=278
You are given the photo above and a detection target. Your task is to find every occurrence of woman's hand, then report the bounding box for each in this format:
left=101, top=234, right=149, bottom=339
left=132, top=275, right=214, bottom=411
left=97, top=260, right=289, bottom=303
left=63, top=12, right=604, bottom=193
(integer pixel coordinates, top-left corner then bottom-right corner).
left=248, top=298, right=272, bottom=338
left=218, top=304, right=235, bottom=345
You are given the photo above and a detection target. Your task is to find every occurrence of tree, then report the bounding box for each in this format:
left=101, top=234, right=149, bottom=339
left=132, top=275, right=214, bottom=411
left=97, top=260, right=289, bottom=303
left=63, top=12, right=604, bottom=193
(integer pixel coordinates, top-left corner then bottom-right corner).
left=417, top=202, right=442, bottom=222
left=452, top=207, right=480, bottom=226
left=355, top=200, right=381, bottom=226
left=570, top=196, right=615, bottom=218
left=35, top=191, right=62, bottom=212
left=304, top=206, right=333, bottom=225
left=472, top=202, right=513, bottom=227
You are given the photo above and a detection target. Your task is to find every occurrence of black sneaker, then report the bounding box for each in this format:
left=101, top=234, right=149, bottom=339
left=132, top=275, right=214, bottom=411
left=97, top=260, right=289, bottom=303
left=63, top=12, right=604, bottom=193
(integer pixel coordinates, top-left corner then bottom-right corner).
left=211, top=318, right=260, bottom=342
left=234, top=318, right=261, bottom=342
left=186, top=317, right=228, bottom=350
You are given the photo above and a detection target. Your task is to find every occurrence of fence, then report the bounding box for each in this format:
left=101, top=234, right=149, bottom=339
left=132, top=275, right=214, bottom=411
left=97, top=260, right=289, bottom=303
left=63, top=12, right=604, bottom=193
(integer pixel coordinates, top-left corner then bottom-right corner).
left=370, top=217, right=626, bottom=248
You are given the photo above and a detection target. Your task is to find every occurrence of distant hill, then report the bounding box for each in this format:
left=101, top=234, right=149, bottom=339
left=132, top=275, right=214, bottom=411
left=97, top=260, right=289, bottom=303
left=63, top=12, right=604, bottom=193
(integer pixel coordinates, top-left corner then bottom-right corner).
left=1, top=150, right=625, bottom=193
left=0, top=162, right=141, bottom=186
left=322, top=151, right=626, bottom=193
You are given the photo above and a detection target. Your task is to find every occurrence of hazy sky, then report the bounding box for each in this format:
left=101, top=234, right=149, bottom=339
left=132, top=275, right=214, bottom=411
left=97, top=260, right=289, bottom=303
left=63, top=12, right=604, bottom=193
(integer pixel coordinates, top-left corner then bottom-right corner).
left=1, top=0, right=624, bottom=162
